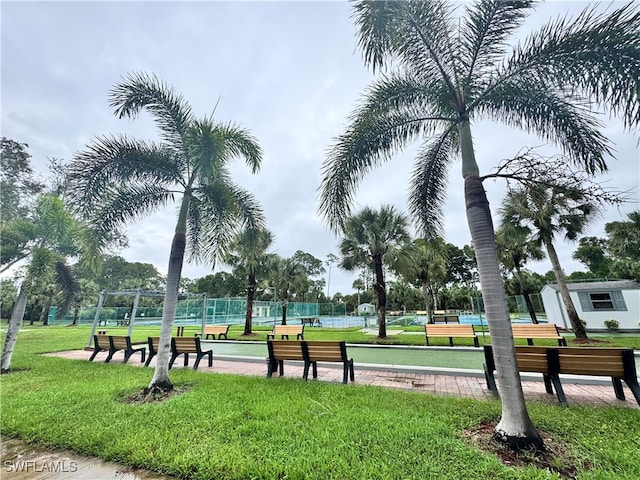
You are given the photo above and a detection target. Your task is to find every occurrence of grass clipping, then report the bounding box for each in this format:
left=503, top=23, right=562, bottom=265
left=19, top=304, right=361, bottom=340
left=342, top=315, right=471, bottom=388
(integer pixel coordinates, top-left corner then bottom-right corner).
left=465, top=422, right=588, bottom=479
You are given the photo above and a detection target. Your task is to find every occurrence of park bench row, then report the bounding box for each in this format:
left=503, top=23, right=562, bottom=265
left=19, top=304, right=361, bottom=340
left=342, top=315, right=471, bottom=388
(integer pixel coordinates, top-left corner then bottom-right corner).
left=267, top=340, right=355, bottom=384
left=89, top=335, right=212, bottom=370
left=483, top=345, right=640, bottom=406
left=424, top=323, right=566, bottom=347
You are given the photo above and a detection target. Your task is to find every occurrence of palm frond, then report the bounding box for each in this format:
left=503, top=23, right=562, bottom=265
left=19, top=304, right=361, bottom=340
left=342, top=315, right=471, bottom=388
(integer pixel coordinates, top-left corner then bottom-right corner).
left=461, top=0, right=536, bottom=84
left=504, top=3, right=640, bottom=128
left=109, top=72, right=194, bottom=149
left=68, top=135, right=181, bottom=214
left=477, top=79, right=611, bottom=173
left=408, top=129, right=457, bottom=237
left=212, top=121, right=263, bottom=174
left=54, top=260, right=80, bottom=318
left=88, top=184, right=173, bottom=232
left=319, top=95, right=446, bottom=232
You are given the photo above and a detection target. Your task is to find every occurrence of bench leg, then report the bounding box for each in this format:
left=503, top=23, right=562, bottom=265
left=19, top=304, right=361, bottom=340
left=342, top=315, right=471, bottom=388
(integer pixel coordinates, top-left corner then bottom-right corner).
left=183, top=353, right=189, bottom=367
left=483, top=364, right=499, bottom=397
left=144, top=352, right=155, bottom=367
left=278, top=360, right=284, bottom=376
left=448, top=337, right=454, bottom=347
left=473, top=338, right=479, bottom=348
left=312, top=362, right=318, bottom=379
left=542, top=374, right=553, bottom=395
left=425, top=337, right=430, bottom=346
left=267, top=358, right=276, bottom=377
left=169, top=353, right=180, bottom=370
left=527, top=339, right=534, bottom=346
left=349, top=360, right=355, bottom=382
left=624, top=378, right=640, bottom=406
left=105, top=349, right=117, bottom=363
left=612, top=378, right=626, bottom=401
left=549, top=374, right=568, bottom=406
left=88, top=348, right=102, bottom=362
left=303, top=361, right=310, bottom=381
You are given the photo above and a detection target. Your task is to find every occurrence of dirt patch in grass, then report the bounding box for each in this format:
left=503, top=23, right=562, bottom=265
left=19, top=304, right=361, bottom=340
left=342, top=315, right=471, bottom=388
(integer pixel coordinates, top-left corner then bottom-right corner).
left=122, top=386, right=190, bottom=405
left=569, top=338, right=607, bottom=345
left=465, top=421, right=588, bottom=479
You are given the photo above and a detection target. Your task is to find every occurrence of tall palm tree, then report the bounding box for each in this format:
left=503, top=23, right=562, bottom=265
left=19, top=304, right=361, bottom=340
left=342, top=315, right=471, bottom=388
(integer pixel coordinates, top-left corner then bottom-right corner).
left=338, top=205, right=411, bottom=338
left=495, top=226, right=545, bottom=323
left=67, top=72, right=264, bottom=393
left=319, top=1, right=639, bottom=448
left=224, top=227, right=274, bottom=335
left=500, top=184, right=597, bottom=338
left=268, top=255, right=307, bottom=325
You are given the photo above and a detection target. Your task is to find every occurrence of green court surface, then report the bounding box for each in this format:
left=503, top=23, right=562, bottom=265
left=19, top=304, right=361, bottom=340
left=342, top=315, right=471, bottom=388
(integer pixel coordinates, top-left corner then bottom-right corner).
left=206, top=341, right=486, bottom=370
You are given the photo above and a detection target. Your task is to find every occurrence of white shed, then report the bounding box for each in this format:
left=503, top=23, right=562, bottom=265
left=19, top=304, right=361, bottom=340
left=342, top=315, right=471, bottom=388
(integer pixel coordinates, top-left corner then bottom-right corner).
left=357, top=303, right=376, bottom=316
left=540, top=280, right=640, bottom=332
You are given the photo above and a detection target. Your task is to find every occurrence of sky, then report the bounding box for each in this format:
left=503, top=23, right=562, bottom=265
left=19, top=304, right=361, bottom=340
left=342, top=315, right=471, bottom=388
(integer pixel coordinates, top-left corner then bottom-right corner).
left=2, top=0, right=639, bottom=297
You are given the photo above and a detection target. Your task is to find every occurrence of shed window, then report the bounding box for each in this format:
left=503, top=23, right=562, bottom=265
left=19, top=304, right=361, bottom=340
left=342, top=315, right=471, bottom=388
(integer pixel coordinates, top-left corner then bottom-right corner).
left=577, top=290, right=627, bottom=312
left=589, top=293, right=614, bottom=310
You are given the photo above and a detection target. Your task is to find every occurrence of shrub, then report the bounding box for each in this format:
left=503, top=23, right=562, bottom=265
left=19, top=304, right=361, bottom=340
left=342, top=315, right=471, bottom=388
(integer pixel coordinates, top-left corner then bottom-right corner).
left=604, top=319, right=619, bottom=332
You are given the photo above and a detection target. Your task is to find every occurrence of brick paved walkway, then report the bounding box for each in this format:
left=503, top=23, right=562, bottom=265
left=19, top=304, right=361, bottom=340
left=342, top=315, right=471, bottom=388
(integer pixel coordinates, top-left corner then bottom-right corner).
left=49, top=349, right=639, bottom=409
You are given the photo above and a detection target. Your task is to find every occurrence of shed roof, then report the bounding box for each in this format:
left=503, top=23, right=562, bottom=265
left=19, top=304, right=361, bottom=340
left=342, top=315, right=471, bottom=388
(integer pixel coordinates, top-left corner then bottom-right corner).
left=544, top=279, right=639, bottom=292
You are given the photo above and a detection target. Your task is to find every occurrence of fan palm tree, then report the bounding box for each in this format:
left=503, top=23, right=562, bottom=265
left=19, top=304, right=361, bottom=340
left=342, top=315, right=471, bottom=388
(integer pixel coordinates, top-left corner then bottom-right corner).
left=495, top=226, right=545, bottom=323
left=338, top=205, right=411, bottom=338
left=500, top=184, right=597, bottom=338
left=224, top=227, right=274, bottom=335
left=67, top=72, right=264, bottom=393
left=319, top=1, right=639, bottom=448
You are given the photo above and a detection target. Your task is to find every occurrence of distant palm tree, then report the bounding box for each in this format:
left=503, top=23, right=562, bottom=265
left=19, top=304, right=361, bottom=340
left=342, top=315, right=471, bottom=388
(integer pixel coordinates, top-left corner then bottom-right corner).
left=401, top=237, right=448, bottom=323
left=500, top=184, right=597, bottom=339
left=224, top=227, right=274, bottom=335
left=67, top=72, right=264, bottom=393
left=319, top=1, right=639, bottom=448
left=268, top=256, right=307, bottom=325
left=495, top=226, right=545, bottom=324
left=338, top=205, right=411, bottom=338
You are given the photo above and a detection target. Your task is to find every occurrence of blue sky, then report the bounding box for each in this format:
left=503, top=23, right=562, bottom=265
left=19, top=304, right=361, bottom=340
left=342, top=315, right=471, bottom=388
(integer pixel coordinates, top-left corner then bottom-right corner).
left=2, top=0, right=638, bottom=295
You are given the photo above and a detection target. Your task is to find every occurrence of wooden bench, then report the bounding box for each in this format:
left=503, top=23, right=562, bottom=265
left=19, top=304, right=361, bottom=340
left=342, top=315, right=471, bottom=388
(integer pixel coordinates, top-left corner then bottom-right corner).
left=169, top=336, right=213, bottom=370
left=483, top=345, right=640, bottom=406
left=195, top=325, right=230, bottom=340
left=511, top=323, right=567, bottom=346
left=432, top=314, right=460, bottom=324
left=483, top=345, right=554, bottom=397
left=89, top=335, right=145, bottom=364
left=266, top=340, right=355, bottom=384
left=267, top=324, right=304, bottom=340
left=116, top=320, right=130, bottom=326
left=304, top=341, right=354, bottom=384
left=425, top=324, right=479, bottom=347
left=266, top=340, right=306, bottom=378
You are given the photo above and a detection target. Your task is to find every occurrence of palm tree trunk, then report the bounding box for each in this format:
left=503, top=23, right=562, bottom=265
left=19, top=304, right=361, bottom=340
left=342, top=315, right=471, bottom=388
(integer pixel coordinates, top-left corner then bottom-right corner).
left=422, top=283, right=434, bottom=323
left=515, top=266, right=538, bottom=324
left=544, top=240, right=587, bottom=339
left=244, top=273, right=256, bottom=335
left=465, top=175, right=543, bottom=449
left=1, top=287, right=27, bottom=373
left=281, top=292, right=288, bottom=325
left=147, top=232, right=185, bottom=393
left=372, top=255, right=387, bottom=338
left=460, top=117, right=542, bottom=448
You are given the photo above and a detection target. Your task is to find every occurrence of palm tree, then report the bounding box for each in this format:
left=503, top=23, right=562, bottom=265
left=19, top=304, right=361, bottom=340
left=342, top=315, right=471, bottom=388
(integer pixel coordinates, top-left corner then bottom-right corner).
left=1, top=194, right=88, bottom=373
left=401, top=237, right=448, bottom=323
left=318, top=1, right=639, bottom=448
left=268, top=256, right=307, bottom=325
left=495, top=226, right=545, bottom=324
left=500, top=184, right=597, bottom=339
left=67, top=72, right=264, bottom=393
left=338, top=205, right=411, bottom=338
left=224, top=227, right=274, bottom=335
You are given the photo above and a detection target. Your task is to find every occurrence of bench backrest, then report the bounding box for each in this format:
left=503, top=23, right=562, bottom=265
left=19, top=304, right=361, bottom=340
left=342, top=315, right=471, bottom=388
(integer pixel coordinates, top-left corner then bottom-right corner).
left=203, top=325, right=229, bottom=334
left=304, top=341, right=347, bottom=362
left=511, top=324, right=561, bottom=338
left=425, top=324, right=476, bottom=336
left=272, top=325, right=304, bottom=336
left=109, top=335, right=131, bottom=350
left=552, top=347, right=627, bottom=377
left=172, top=336, right=200, bottom=353
left=267, top=340, right=305, bottom=361
left=94, top=334, right=110, bottom=349
left=432, top=314, right=460, bottom=323
left=484, top=345, right=549, bottom=374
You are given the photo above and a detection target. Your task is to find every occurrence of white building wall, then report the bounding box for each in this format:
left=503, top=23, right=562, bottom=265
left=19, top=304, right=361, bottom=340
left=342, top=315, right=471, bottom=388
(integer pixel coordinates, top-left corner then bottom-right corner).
left=541, top=284, right=640, bottom=331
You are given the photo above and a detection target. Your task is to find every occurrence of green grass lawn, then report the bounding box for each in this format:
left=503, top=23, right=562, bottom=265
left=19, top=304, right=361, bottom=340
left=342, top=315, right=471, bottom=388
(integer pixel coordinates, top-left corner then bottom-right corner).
left=1, top=326, right=639, bottom=479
